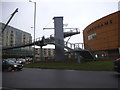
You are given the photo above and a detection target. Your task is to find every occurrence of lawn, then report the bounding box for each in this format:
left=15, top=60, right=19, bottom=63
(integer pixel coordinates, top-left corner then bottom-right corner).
left=24, top=60, right=114, bottom=71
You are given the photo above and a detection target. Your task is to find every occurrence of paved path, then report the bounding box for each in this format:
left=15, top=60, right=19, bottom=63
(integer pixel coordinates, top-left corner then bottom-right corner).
left=2, top=68, right=120, bottom=88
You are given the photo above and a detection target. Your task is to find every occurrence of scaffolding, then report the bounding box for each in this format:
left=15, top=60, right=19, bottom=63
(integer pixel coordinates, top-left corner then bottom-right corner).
left=2, top=48, right=33, bottom=58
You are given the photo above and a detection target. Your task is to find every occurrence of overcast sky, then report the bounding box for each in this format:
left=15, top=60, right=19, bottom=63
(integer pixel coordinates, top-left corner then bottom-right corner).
left=0, top=0, right=120, bottom=48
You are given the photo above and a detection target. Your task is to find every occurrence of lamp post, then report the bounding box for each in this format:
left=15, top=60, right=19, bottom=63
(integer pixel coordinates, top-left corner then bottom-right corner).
left=29, top=0, right=36, bottom=63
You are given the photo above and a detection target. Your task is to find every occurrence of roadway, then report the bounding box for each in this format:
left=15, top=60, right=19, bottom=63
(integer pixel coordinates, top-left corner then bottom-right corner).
left=2, top=68, right=120, bottom=89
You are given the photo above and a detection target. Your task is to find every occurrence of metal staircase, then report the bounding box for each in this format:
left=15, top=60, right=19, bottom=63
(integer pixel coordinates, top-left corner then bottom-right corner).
left=44, top=36, right=94, bottom=60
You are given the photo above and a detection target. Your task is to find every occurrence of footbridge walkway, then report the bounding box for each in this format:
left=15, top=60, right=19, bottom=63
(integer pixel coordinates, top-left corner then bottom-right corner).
left=2, top=28, right=94, bottom=60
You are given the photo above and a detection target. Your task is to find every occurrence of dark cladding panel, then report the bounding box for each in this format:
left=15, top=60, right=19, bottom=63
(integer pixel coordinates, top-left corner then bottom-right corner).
left=53, top=17, right=65, bottom=61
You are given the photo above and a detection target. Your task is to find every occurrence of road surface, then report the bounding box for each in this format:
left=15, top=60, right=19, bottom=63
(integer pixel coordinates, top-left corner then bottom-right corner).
left=2, top=68, right=120, bottom=88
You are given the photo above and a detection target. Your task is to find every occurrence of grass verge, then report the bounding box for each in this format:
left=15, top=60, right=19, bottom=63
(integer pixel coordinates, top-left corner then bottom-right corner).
left=24, top=60, right=114, bottom=71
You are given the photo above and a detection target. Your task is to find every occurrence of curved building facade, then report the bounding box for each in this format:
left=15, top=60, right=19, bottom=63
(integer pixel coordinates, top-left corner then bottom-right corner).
left=83, top=11, right=120, bottom=58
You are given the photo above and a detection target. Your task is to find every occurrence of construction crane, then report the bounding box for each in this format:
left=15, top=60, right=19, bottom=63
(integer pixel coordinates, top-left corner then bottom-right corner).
left=2, top=8, right=18, bottom=33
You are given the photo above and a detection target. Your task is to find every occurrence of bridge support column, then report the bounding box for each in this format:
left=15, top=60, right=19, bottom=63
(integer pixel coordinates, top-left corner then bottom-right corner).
left=53, top=17, right=65, bottom=61
left=40, top=46, right=43, bottom=61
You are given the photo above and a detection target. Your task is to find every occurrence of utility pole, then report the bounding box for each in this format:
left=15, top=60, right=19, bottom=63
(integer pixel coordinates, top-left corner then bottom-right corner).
left=29, top=0, right=36, bottom=63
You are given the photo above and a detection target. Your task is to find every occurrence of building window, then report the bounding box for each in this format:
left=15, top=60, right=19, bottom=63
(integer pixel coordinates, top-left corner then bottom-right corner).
left=23, top=35, right=25, bottom=39
left=100, top=23, right=103, bottom=27
left=104, top=21, right=108, bottom=25
left=48, top=49, right=51, bottom=56
left=10, top=44, right=13, bottom=46
left=35, top=49, right=38, bottom=54
left=11, top=33, right=14, bottom=36
left=44, top=49, right=47, bottom=56
left=109, top=20, right=112, bottom=24
left=11, top=37, right=13, bottom=40
left=11, top=31, right=13, bottom=33
left=35, top=51, right=38, bottom=54
left=97, top=24, right=100, bottom=28
left=88, top=33, right=96, bottom=40
left=10, top=41, right=13, bottom=43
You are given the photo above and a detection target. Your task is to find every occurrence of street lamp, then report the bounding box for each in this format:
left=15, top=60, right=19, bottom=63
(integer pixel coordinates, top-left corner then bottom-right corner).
left=29, top=0, right=36, bottom=63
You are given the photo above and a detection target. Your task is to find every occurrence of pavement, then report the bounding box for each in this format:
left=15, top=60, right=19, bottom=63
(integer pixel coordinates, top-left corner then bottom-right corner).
left=2, top=68, right=120, bottom=89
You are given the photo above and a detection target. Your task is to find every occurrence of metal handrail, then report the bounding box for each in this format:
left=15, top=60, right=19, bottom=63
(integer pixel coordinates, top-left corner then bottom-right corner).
left=3, top=35, right=87, bottom=52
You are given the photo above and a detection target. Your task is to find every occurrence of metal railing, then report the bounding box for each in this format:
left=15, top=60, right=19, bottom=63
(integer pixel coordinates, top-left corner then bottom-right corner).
left=2, top=36, right=43, bottom=49
left=64, top=28, right=80, bottom=33
left=3, top=35, right=88, bottom=52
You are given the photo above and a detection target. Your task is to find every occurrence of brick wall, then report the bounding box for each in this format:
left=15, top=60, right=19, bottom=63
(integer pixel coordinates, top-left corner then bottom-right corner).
left=83, top=11, right=120, bottom=51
